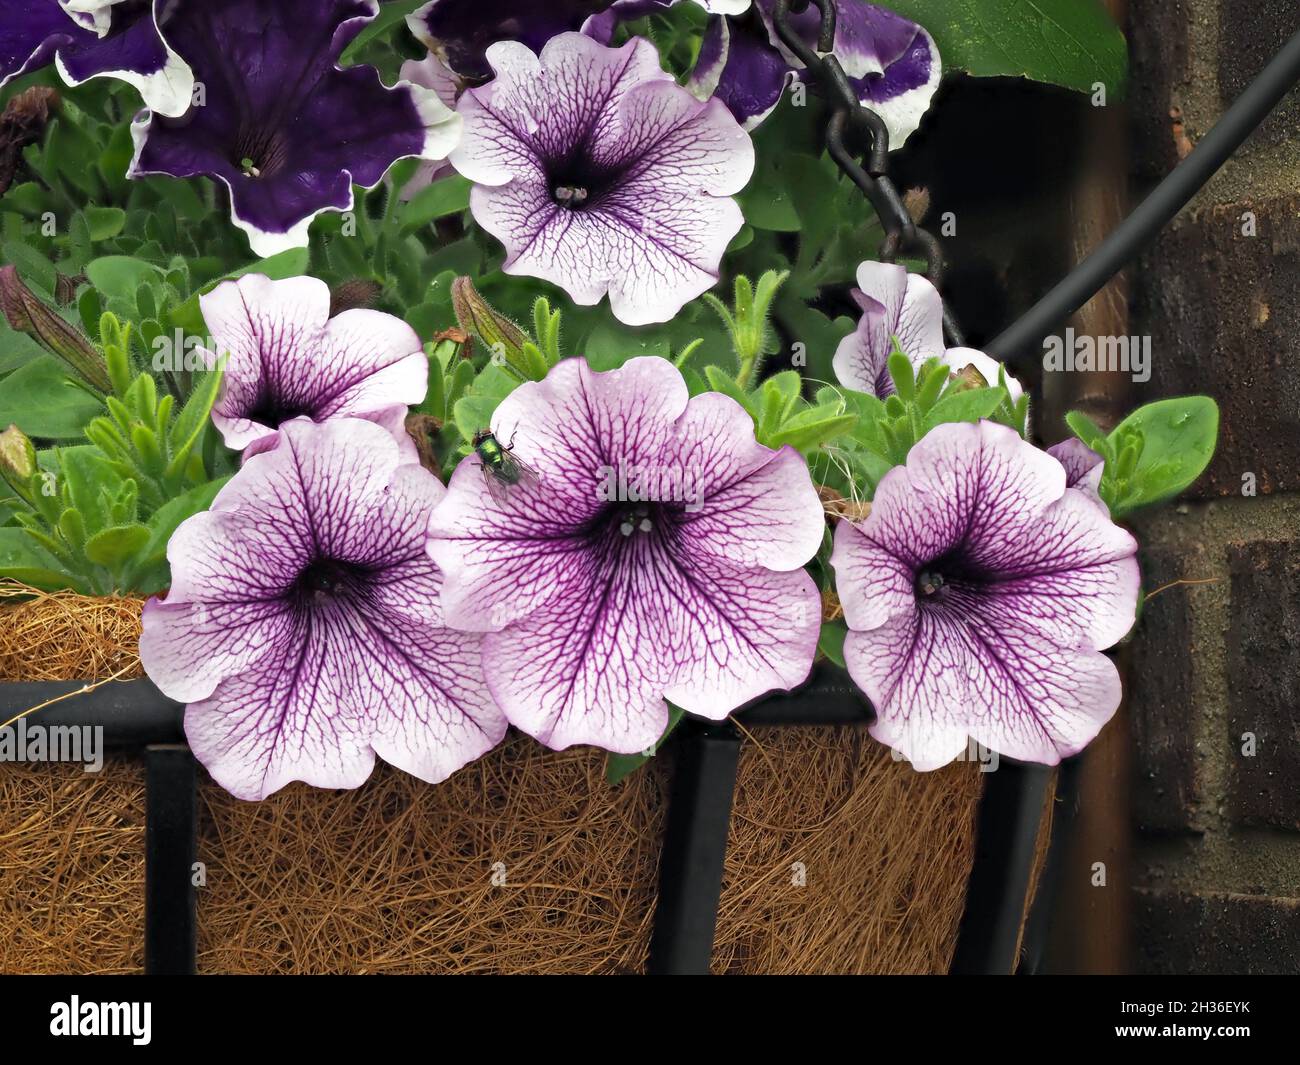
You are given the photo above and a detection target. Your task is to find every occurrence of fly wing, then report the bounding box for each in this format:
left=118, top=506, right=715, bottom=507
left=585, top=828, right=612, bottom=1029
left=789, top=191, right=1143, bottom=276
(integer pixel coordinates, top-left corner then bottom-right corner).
left=479, top=459, right=513, bottom=507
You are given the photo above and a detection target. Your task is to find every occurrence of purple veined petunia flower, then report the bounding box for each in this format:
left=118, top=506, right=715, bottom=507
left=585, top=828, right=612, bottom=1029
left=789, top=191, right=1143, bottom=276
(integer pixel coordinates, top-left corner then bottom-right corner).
left=426, top=355, right=825, bottom=755
left=140, top=417, right=508, bottom=800
left=396, top=53, right=462, bottom=200
left=1, top=0, right=193, bottom=116
left=127, top=0, right=462, bottom=257
left=1048, top=437, right=1106, bottom=507
left=832, top=420, right=1140, bottom=770
left=196, top=273, right=427, bottom=460
left=449, top=32, right=754, bottom=326
left=832, top=262, right=1023, bottom=401
left=833, top=261, right=944, bottom=397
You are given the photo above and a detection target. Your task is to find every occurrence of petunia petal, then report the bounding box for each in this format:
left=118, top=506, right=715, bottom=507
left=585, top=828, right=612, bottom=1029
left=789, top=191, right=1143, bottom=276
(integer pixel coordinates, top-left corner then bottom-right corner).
left=688, top=13, right=792, bottom=130
left=129, top=0, right=460, bottom=255
left=833, top=261, right=945, bottom=396
left=451, top=33, right=752, bottom=325
left=200, top=274, right=425, bottom=456
left=1048, top=437, right=1106, bottom=505
left=666, top=391, right=825, bottom=571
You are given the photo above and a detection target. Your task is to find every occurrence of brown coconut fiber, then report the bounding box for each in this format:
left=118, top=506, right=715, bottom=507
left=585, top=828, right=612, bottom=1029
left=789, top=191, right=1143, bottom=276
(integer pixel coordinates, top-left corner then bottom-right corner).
left=1, top=586, right=1001, bottom=974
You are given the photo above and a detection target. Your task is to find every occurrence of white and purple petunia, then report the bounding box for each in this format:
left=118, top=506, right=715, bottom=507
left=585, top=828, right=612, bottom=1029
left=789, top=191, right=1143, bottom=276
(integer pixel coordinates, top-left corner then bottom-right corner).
left=449, top=32, right=753, bottom=326
left=832, top=420, right=1140, bottom=770
left=1048, top=437, right=1107, bottom=508
left=196, top=273, right=427, bottom=460
left=141, top=417, right=507, bottom=800
left=426, top=356, right=825, bottom=755
left=747, top=0, right=939, bottom=142
left=832, top=261, right=1023, bottom=400
left=127, top=0, right=462, bottom=256
left=1, top=0, right=192, bottom=116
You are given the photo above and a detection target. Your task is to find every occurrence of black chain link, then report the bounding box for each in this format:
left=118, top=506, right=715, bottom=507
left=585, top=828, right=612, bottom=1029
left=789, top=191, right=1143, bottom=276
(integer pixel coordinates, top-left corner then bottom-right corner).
left=771, top=0, right=965, bottom=347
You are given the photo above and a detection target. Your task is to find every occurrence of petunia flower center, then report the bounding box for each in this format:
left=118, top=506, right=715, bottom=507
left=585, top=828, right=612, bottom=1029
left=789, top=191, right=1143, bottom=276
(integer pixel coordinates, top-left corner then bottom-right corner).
left=546, top=153, right=626, bottom=211
left=916, top=568, right=947, bottom=599
left=232, top=126, right=292, bottom=180
left=246, top=397, right=311, bottom=430
left=617, top=503, right=655, bottom=537
left=294, top=558, right=367, bottom=607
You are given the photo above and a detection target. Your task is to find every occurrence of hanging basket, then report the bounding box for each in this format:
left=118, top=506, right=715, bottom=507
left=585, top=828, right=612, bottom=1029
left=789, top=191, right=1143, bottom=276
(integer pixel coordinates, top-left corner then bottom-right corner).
left=0, top=588, right=1050, bottom=974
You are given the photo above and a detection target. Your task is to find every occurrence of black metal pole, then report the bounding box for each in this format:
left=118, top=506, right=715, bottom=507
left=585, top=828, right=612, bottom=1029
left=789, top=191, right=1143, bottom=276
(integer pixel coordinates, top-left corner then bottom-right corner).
left=989, top=26, right=1300, bottom=364
left=646, top=719, right=742, bottom=975
left=145, top=743, right=198, bottom=976
left=950, top=762, right=1054, bottom=974
left=0, top=679, right=182, bottom=747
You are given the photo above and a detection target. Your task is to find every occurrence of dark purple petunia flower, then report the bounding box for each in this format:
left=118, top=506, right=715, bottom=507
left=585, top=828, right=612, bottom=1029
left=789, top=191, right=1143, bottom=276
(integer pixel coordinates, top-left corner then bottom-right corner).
left=449, top=32, right=753, bottom=326
left=198, top=274, right=426, bottom=459
left=1, top=0, right=192, bottom=115
left=832, top=420, right=1140, bottom=770
left=427, top=356, right=825, bottom=755
left=128, top=0, right=461, bottom=256
left=743, top=0, right=939, bottom=140
left=141, top=417, right=507, bottom=800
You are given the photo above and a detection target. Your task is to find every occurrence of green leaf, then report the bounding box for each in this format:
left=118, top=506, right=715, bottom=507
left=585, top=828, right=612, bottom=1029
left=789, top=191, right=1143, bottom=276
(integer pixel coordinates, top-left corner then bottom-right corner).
left=924, top=386, right=1005, bottom=430
left=818, top=619, right=848, bottom=669
left=1065, top=409, right=1110, bottom=455
left=168, top=362, right=224, bottom=470
left=340, top=0, right=426, bottom=60
left=85, top=256, right=165, bottom=304
left=0, top=528, right=74, bottom=591
left=878, top=0, right=1127, bottom=97
left=766, top=410, right=858, bottom=453
left=400, top=177, right=473, bottom=233
left=0, top=356, right=102, bottom=439
left=1106, top=397, right=1219, bottom=517
left=703, top=365, right=757, bottom=418
left=83, top=206, right=127, bottom=241
left=83, top=523, right=150, bottom=568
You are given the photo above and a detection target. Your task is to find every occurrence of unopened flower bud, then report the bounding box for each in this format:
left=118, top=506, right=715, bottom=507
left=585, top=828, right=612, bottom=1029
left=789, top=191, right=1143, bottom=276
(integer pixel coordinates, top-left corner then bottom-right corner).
left=451, top=276, right=531, bottom=376
left=0, top=423, right=37, bottom=504
left=0, top=265, right=111, bottom=392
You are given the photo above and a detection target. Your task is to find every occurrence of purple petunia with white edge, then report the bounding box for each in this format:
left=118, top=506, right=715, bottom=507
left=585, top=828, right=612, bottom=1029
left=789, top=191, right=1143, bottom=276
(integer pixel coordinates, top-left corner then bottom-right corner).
left=448, top=32, right=754, bottom=326
left=1, top=0, right=192, bottom=115
left=833, top=261, right=1023, bottom=400
left=831, top=420, right=1139, bottom=770
left=426, top=356, right=825, bottom=755
left=141, top=417, right=507, bottom=801
left=127, top=0, right=461, bottom=257
left=197, top=273, right=426, bottom=460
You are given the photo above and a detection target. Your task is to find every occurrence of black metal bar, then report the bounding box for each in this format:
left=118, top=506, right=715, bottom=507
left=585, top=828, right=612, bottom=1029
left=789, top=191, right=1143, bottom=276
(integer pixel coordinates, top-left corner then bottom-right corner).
left=646, top=719, right=742, bottom=975
left=0, top=678, right=182, bottom=747
left=950, top=762, right=1054, bottom=975
left=145, top=743, right=197, bottom=976
left=738, top=662, right=872, bottom=726
left=989, top=26, right=1300, bottom=364
left=1018, top=757, right=1082, bottom=975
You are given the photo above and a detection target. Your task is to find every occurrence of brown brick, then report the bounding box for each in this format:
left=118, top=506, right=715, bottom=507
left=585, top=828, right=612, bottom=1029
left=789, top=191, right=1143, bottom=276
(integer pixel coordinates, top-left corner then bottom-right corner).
left=1133, top=889, right=1300, bottom=973
left=1218, top=0, right=1300, bottom=155
left=1129, top=550, right=1201, bottom=832
left=1128, top=0, right=1193, bottom=178
left=1131, top=195, right=1300, bottom=496
left=1225, top=540, right=1300, bottom=828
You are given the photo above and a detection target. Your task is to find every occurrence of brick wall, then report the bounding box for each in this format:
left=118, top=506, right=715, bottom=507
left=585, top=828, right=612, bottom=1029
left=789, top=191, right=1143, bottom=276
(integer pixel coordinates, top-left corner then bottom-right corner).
left=1126, top=0, right=1300, bottom=974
